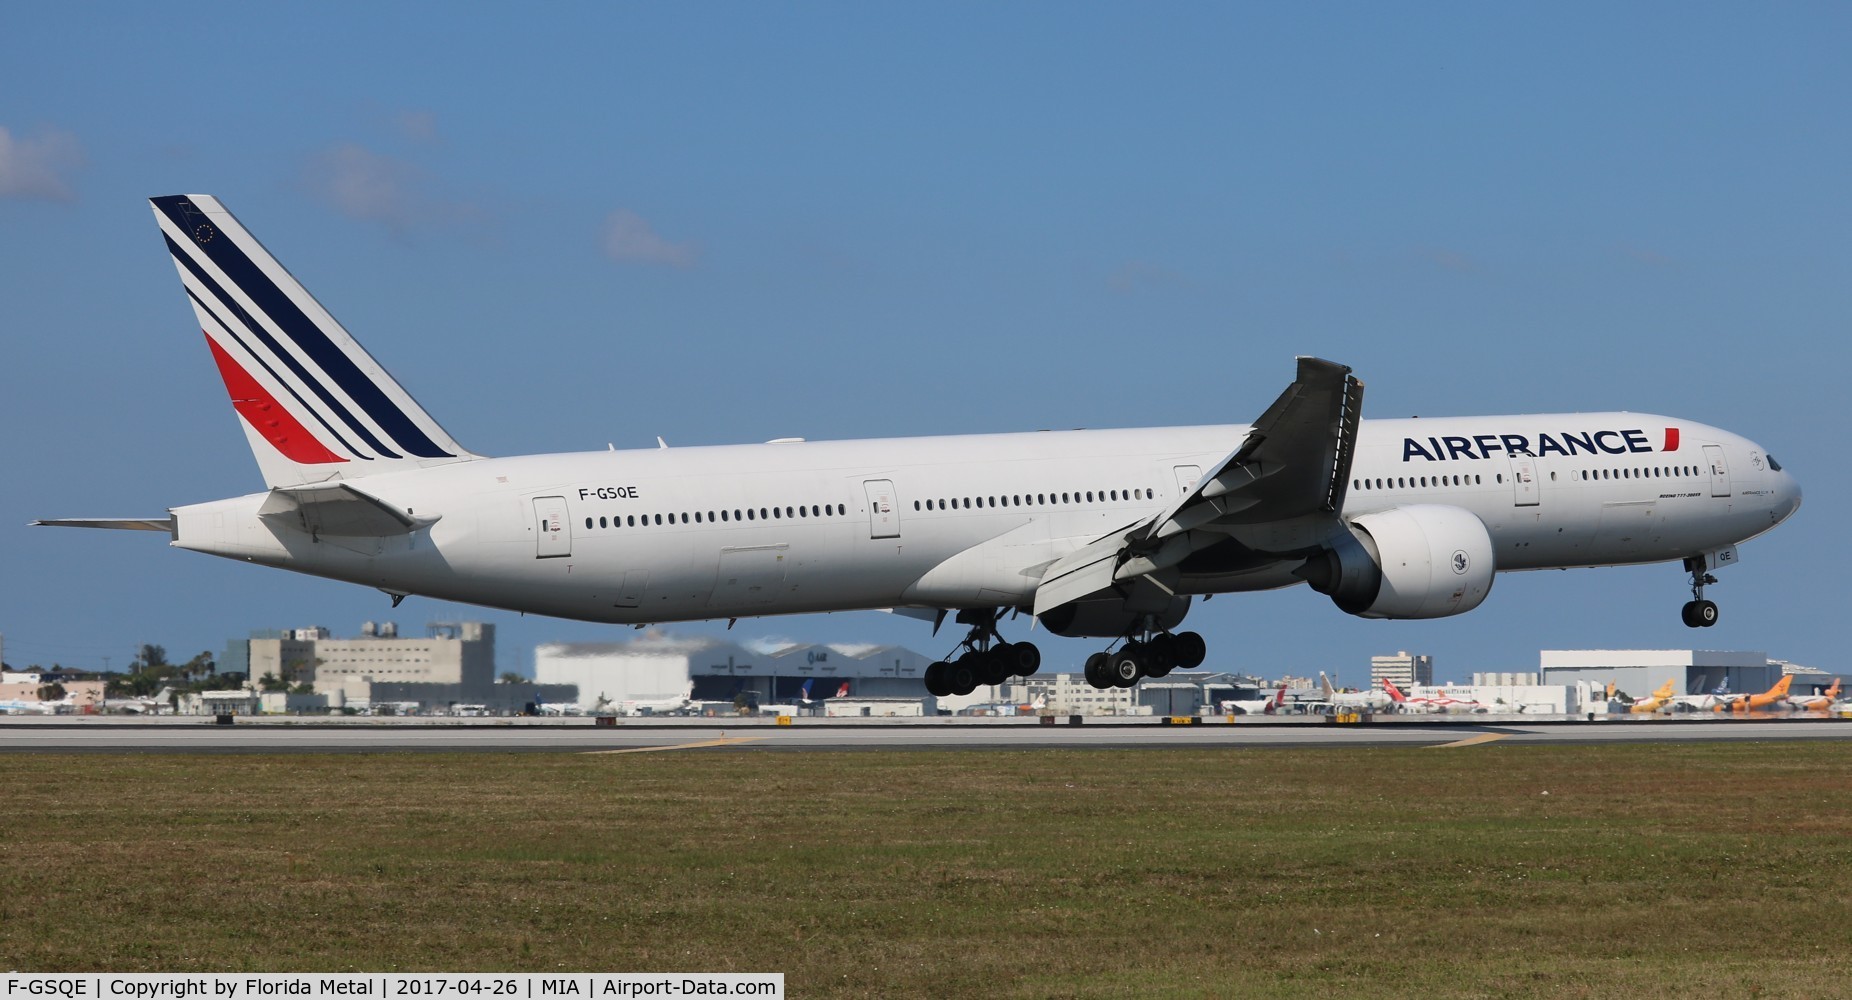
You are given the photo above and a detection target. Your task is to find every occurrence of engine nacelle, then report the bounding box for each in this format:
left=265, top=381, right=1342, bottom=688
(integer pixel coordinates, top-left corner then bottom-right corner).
left=1039, top=595, right=1190, bottom=638
left=1296, top=505, right=1495, bottom=619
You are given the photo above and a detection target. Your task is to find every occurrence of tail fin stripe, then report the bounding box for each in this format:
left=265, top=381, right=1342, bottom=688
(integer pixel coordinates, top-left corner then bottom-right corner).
left=167, top=233, right=402, bottom=459
left=203, top=335, right=348, bottom=464
left=155, top=199, right=455, bottom=459
left=185, top=285, right=370, bottom=461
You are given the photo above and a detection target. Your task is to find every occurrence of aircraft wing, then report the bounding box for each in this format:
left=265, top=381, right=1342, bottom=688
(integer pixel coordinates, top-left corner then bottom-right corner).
left=1033, top=358, right=1363, bottom=616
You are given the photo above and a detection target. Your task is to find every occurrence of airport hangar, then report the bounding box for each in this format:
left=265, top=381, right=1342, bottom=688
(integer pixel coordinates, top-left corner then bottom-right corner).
left=534, top=632, right=941, bottom=713
left=1539, top=649, right=1785, bottom=697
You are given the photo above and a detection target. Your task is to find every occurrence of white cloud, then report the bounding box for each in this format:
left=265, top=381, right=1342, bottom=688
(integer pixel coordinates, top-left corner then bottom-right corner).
left=300, top=142, right=478, bottom=236
left=0, top=125, right=83, bottom=202
left=602, top=208, right=698, bottom=268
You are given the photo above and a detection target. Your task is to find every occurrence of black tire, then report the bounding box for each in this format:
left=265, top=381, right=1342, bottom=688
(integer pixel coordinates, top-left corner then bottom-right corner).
left=1110, top=645, right=1143, bottom=688
left=924, top=660, right=950, bottom=698
left=1084, top=652, right=1111, bottom=689
left=1146, top=634, right=1177, bottom=675
left=1681, top=601, right=1704, bottom=628
left=949, top=659, right=979, bottom=697
left=1009, top=641, right=1042, bottom=676
left=1174, top=631, right=1207, bottom=670
left=1696, top=600, right=1719, bottom=627
left=981, top=649, right=1011, bottom=686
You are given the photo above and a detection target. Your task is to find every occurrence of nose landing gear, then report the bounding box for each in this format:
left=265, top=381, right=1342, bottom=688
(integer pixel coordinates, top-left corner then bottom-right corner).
left=1681, top=555, right=1720, bottom=628
left=922, top=609, right=1041, bottom=698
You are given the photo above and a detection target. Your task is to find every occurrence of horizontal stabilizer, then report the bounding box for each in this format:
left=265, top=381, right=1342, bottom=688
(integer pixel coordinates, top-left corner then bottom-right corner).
left=258, top=482, right=438, bottom=537
left=33, top=517, right=175, bottom=534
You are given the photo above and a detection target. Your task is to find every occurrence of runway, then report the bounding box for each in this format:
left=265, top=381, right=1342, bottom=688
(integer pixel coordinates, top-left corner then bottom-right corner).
left=1, top=716, right=1847, bottom=753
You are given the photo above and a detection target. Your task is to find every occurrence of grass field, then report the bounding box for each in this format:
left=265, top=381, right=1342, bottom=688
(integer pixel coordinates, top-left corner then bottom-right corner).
left=3, top=743, right=1849, bottom=998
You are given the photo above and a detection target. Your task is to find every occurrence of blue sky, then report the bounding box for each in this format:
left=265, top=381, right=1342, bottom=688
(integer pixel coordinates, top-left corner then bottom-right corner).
left=2, top=5, right=1844, bottom=686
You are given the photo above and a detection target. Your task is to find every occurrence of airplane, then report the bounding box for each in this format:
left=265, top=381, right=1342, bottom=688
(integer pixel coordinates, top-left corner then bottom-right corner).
left=1711, top=674, right=1793, bottom=713
left=1787, top=678, right=1841, bottom=712
left=1382, top=679, right=1489, bottom=714
left=1662, top=675, right=1728, bottom=712
left=1626, top=679, right=1678, bottom=715
left=1221, top=685, right=1289, bottom=715
left=0, top=698, right=60, bottom=715
left=531, top=693, right=582, bottom=716
left=620, top=687, right=695, bottom=716
left=38, top=195, right=1803, bottom=699
left=1318, top=671, right=1394, bottom=711
left=796, top=679, right=852, bottom=706
left=106, top=686, right=176, bottom=714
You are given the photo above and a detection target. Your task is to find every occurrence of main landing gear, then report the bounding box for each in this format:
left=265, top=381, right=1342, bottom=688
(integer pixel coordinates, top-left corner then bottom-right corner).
left=923, top=610, right=1041, bottom=698
left=1681, top=555, right=1720, bottom=628
left=1082, top=628, right=1206, bottom=690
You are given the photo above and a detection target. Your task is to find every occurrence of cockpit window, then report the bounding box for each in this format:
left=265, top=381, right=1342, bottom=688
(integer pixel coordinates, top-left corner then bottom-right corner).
left=1768, top=455, right=1783, bottom=471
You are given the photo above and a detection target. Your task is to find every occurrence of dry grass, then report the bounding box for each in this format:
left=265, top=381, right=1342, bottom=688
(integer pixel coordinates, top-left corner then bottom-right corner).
left=2, top=743, right=1850, bottom=998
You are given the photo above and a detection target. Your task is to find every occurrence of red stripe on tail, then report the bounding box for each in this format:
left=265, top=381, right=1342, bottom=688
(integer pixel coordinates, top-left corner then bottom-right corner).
left=204, top=333, right=346, bottom=464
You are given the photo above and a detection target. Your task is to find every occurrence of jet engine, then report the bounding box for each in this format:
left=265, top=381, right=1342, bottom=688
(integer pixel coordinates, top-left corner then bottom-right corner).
left=1296, top=505, right=1495, bottom=619
left=1039, top=595, right=1190, bottom=638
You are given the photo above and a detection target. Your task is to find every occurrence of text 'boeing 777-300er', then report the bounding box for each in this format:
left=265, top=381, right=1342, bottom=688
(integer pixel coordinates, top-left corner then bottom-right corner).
left=37, top=196, right=1804, bottom=697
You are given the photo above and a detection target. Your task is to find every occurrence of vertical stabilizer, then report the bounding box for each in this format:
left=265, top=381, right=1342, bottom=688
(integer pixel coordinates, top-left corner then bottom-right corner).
left=150, top=195, right=479, bottom=487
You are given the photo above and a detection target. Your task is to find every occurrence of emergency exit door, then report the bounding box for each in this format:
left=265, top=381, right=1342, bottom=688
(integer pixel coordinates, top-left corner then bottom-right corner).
left=533, top=496, right=572, bottom=558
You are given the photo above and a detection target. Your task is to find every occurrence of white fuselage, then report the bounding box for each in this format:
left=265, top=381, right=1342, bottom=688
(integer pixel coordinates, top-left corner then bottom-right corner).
left=168, top=412, right=1800, bottom=627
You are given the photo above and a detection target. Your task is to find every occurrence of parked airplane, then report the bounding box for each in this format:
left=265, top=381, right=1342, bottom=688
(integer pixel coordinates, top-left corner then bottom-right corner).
left=106, top=686, right=175, bottom=714
left=796, top=679, right=852, bottom=706
left=1221, top=685, right=1289, bottom=715
left=1318, top=672, right=1394, bottom=711
left=1383, top=679, right=1489, bottom=714
left=620, top=686, right=695, bottom=716
left=0, top=698, right=59, bottom=715
left=1625, top=679, right=1678, bottom=715
left=38, top=196, right=1803, bottom=699
left=1713, top=674, right=1793, bottom=713
left=1787, top=679, right=1841, bottom=712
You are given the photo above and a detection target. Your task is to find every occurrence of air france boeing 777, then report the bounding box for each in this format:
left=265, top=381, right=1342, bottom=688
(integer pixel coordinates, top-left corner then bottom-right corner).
left=38, top=196, right=1803, bottom=698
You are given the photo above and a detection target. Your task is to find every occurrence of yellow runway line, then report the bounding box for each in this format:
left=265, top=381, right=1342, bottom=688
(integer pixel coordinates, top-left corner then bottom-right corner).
left=584, top=736, right=766, bottom=755
left=1430, top=733, right=1508, bottom=748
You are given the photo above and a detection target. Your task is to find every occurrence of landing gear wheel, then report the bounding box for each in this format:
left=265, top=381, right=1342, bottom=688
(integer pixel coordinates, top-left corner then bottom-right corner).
left=1002, top=641, right=1041, bottom=676
left=924, top=661, right=951, bottom=698
left=1084, top=652, right=1111, bottom=689
left=1109, top=644, right=1144, bottom=688
left=980, top=649, right=1011, bottom=686
left=1682, top=599, right=1719, bottom=628
left=1173, top=631, right=1206, bottom=670
left=1144, top=634, right=1176, bottom=678
left=949, top=658, right=979, bottom=697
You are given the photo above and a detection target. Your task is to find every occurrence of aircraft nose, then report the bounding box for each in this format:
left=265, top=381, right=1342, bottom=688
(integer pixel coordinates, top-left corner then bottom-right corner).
left=1779, top=469, right=1802, bottom=521
left=1768, top=456, right=1801, bottom=522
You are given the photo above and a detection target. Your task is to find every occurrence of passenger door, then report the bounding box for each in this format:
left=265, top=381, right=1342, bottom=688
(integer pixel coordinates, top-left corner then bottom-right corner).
left=864, top=479, right=900, bottom=539
left=1704, top=445, right=1731, bottom=497
left=533, top=496, right=571, bottom=558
